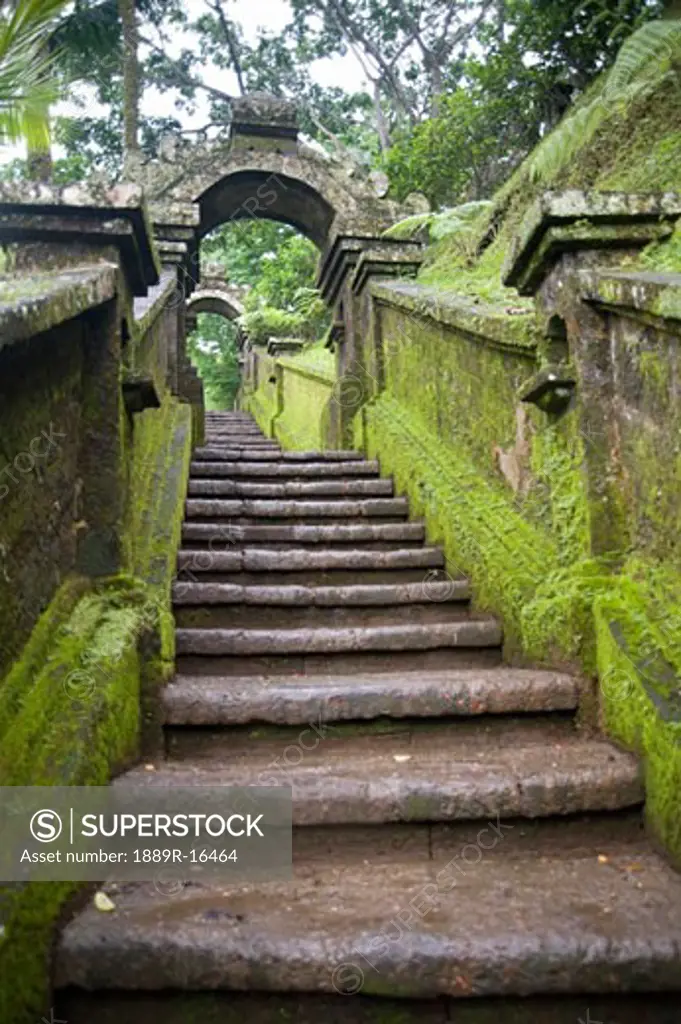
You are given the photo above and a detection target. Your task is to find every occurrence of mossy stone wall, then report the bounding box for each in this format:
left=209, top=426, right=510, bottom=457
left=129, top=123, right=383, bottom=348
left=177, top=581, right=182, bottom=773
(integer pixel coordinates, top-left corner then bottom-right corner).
left=0, top=289, right=193, bottom=1023
left=244, top=347, right=335, bottom=450
left=356, top=279, right=681, bottom=868
left=0, top=318, right=86, bottom=681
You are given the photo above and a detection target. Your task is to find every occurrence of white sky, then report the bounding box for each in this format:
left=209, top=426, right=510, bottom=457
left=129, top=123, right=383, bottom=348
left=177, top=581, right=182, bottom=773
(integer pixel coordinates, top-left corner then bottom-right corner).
left=1, top=0, right=366, bottom=163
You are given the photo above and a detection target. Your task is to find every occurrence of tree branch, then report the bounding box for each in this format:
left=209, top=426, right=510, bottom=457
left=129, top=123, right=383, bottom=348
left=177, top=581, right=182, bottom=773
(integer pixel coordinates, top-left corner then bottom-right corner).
left=139, top=32, right=235, bottom=104
left=206, top=0, right=246, bottom=95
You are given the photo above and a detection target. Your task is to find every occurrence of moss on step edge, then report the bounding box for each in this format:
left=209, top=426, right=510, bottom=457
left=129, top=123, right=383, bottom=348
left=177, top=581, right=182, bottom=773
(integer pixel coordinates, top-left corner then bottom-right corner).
left=0, top=396, right=192, bottom=1024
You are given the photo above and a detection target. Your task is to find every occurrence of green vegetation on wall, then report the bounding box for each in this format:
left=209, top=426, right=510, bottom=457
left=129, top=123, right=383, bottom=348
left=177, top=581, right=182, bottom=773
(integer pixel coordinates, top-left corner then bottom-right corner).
left=0, top=391, right=192, bottom=1024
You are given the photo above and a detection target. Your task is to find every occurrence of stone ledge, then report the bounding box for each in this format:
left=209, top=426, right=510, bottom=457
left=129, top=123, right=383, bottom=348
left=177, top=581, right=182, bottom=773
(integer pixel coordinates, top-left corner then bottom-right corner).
left=275, top=357, right=336, bottom=386
left=503, top=189, right=681, bottom=295
left=578, top=268, right=681, bottom=325
left=370, top=280, right=540, bottom=354
left=0, top=265, right=117, bottom=349
left=351, top=246, right=423, bottom=296
left=0, top=182, right=160, bottom=294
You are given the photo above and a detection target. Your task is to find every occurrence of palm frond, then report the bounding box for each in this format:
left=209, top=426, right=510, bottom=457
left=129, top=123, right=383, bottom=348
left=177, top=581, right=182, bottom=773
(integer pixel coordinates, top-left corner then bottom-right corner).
left=0, top=0, right=69, bottom=147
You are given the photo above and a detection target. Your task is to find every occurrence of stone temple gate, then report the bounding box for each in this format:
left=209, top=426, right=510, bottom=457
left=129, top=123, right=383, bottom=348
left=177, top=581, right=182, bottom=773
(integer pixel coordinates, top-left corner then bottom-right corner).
left=146, top=93, right=426, bottom=441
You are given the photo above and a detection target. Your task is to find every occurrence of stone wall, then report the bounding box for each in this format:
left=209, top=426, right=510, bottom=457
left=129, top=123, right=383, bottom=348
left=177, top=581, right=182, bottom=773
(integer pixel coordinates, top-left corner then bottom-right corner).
left=242, top=342, right=336, bottom=450
left=0, top=191, right=197, bottom=1024
left=0, top=317, right=87, bottom=678
left=351, top=257, right=681, bottom=867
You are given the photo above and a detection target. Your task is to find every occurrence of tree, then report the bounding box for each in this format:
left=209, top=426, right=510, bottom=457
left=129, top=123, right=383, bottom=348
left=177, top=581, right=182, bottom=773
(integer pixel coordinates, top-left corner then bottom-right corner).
left=119, top=0, right=140, bottom=176
left=188, top=315, right=241, bottom=411
left=382, top=0, right=664, bottom=205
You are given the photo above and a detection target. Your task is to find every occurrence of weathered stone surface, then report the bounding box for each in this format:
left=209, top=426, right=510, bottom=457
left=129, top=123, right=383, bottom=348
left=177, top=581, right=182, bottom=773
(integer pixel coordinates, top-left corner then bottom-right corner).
left=162, top=667, right=577, bottom=725
left=578, top=267, right=681, bottom=325
left=181, top=522, right=424, bottom=544
left=190, top=461, right=380, bottom=478
left=172, top=580, right=469, bottom=606
left=176, top=547, right=444, bottom=573
left=147, top=717, right=641, bottom=823
left=187, top=478, right=394, bottom=498
left=185, top=498, right=408, bottom=518
left=194, top=449, right=365, bottom=462
left=0, top=266, right=117, bottom=349
left=57, top=815, right=681, bottom=998
left=174, top=619, right=501, bottom=655
left=503, top=189, right=681, bottom=295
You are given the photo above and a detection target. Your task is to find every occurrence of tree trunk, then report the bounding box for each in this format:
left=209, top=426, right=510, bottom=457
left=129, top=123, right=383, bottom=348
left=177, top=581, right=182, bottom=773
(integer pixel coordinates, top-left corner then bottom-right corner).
left=663, top=0, right=681, bottom=15
left=119, top=0, right=140, bottom=178
left=373, top=80, right=392, bottom=152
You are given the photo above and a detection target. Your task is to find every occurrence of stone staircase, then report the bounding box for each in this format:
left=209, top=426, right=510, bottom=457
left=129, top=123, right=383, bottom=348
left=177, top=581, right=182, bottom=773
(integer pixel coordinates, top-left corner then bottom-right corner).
left=56, top=411, right=681, bottom=1022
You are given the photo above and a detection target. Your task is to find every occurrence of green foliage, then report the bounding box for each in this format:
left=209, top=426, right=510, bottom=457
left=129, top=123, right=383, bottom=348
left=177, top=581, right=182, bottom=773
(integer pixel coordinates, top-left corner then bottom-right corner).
left=527, top=18, right=681, bottom=183
left=382, top=1, right=663, bottom=205
left=239, top=306, right=306, bottom=346
left=0, top=0, right=67, bottom=148
left=188, top=315, right=241, bottom=411
left=385, top=89, right=519, bottom=205
left=384, top=202, right=493, bottom=243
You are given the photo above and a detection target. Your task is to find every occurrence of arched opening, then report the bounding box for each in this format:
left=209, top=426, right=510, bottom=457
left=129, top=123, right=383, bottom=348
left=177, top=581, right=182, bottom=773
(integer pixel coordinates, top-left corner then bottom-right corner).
left=197, top=169, right=336, bottom=249
left=187, top=218, right=332, bottom=412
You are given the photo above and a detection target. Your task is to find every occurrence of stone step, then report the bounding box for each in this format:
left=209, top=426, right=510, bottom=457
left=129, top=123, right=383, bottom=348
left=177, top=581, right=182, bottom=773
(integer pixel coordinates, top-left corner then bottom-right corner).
left=195, top=449, right=365, bottom=462
left=175, top=647, right=503, bottom=680
left=176, top=547, right=445, bottom=574
left=55, top=991, right=681, bottom=1024
left=187, top=479, right=395, bottom=498
left=162, top=667, right=578, bottom=725
left=174, top=602, right=472, bottom=630
left=56, top=814, right=681, bottom=1001
left=190, top=461, right=380, bottom=479
left=157, top=716, right=642, bottom=823
left=181, top=522, right=423, bottom=545
left=174, top=618, right=502, bottom=656
left=202, top=444, right=282, bottom=453
left=184, top=498, right=409, bottom=519
left=172, top=579, right=469, bottom=607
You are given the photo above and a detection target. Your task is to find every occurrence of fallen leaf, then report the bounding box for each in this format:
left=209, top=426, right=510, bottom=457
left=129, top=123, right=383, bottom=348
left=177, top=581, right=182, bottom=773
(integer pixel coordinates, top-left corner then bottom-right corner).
left=94, top=891, right=116, bottom=913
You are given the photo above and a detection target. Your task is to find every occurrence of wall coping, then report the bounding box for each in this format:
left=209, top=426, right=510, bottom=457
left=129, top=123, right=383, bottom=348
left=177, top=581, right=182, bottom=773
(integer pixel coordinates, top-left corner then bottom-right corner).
left=578, top=268, right=681, bottom=326
left=503, top=189, right=681, bottom=295
left=0, top=182, right=160, bottom=294
left=132, top=269, right=178, bottom=337
left=370, top=279, right=540, bottom=355
left=0, top=264, right=117, bottom=350
left=276, top=354, right=336, bottom=386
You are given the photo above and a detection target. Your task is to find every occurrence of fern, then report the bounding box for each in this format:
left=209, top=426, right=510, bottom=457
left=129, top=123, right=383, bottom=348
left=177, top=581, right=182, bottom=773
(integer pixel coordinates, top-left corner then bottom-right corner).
left=528, top=19, right=681, bottom=185
left=383, top=202, right=493, bottom=244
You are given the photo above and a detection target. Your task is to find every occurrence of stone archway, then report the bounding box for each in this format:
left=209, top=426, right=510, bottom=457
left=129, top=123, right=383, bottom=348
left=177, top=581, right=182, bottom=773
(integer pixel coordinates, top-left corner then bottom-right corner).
left=145, top=93, right=420, bottom=253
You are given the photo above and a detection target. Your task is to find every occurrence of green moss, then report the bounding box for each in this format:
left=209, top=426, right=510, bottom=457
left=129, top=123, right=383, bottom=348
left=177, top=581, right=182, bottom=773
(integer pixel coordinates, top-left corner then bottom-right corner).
left=595, top=572, right=681, bottom=864
left=0, top=386, right=192, bottom=1022
left=640, top=223, right=681, bottom=276
left=363, top=395, right=560, bottom=660
left=0, top=576, right=152, bottom=1022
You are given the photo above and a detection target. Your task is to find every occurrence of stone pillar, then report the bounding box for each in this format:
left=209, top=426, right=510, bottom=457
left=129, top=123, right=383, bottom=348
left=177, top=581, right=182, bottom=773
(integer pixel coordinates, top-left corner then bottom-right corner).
left=317, top=231, right=423, bottom=448
left=502, top=189, right=681, bottom=558
left=0, top=182, right=161, bottom=577
left=152, top=202, right=205, bottom=447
